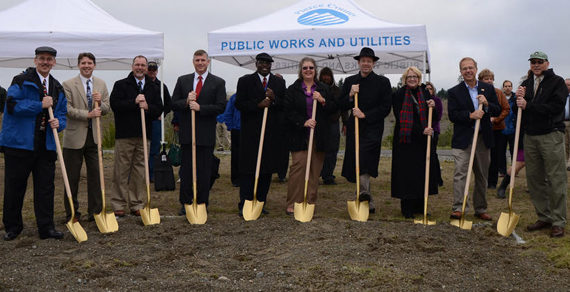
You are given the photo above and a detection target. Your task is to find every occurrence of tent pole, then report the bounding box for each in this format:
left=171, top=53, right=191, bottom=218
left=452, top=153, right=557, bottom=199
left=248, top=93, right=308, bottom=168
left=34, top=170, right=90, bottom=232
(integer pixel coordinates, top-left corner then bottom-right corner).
left=423, top=51, right=430, bottom=82
left=160, top=61, right=165, bottom=145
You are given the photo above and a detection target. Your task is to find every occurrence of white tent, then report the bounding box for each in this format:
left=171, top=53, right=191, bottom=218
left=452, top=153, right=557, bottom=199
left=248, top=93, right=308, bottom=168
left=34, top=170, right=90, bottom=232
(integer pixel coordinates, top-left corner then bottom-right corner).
left=208, top=0, right=430, bottom=75
left=0, top=0, right=164, bottom=70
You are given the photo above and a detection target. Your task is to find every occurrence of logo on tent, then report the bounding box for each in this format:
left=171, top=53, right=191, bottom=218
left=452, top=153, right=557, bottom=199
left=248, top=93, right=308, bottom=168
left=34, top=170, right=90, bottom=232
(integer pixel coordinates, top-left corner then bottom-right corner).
left=297, top=9, right=348, bottom=26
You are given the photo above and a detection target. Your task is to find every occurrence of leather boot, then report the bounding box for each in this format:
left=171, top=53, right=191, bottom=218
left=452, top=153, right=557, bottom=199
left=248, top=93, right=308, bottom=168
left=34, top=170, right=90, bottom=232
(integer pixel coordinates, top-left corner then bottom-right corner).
left=496, top=175, right=510, bottom=199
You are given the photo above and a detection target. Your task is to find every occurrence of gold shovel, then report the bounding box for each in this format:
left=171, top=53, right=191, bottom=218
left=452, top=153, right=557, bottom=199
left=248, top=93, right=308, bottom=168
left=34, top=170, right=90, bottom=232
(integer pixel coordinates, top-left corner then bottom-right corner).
left=294, top=99, right=318, bottom=223
left=140, top=108, right=160, bottom=225
left=450, top=104, right=484, bottom=230
left=497, top=108, right=522, bottom=236
left=347, top=93, right=369, bottom=222
left=243, top=107, right=268, bottom=221
left=185, top=109, right=207, bottom=224
left=48, top=107, right=88, bottom=243
left=415, top=107, right=436, bottom=225
left=93, top=102, right=118, bottom=233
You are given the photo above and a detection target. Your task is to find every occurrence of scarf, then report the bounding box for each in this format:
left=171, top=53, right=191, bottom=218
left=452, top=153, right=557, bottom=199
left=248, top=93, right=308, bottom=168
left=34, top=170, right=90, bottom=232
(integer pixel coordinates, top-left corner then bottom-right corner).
left=399, top=86, right=427, bottom=143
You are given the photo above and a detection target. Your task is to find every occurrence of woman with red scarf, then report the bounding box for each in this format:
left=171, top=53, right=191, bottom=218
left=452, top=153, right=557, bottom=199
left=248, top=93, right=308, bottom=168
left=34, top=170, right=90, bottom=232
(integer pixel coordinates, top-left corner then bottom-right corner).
left=391, top=66, right=439, bottom=218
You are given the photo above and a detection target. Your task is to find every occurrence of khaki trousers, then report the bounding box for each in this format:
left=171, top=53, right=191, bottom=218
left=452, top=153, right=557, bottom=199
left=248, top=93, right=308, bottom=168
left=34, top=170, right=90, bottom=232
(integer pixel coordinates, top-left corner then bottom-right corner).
left=286, top=149, right=325, bottom=209
left=452, top=135, right=490, bottom=214
left=525, top=132, right=567, bottom=227
left=110, top=137, right=147, bottom=212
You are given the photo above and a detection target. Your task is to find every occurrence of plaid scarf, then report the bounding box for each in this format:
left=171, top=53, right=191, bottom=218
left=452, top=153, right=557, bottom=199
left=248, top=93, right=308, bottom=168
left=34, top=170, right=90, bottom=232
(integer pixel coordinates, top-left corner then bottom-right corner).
left=399, top=86, right=427, bottom=143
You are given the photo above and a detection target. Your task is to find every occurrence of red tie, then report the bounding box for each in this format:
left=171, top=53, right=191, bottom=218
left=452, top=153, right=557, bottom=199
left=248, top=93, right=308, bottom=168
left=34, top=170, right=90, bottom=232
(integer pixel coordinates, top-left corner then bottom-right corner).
left=262, top=77, right=267, bottom=89
left=195, top=75, right=203, bottom=99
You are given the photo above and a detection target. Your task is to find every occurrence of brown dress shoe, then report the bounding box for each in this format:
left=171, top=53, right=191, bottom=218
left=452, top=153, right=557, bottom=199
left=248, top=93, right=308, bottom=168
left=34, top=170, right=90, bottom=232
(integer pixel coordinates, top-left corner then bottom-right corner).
left=450, top=211, right=462, bottom=219
left=131, top=210, right=141, bottom=216
left=551, top=226, right=565, bottom=238
left=474, top=213, right=492, bottom=221
left=526, top=220, right=551, bottom=232
left=114, top=210, right=126, bottom=217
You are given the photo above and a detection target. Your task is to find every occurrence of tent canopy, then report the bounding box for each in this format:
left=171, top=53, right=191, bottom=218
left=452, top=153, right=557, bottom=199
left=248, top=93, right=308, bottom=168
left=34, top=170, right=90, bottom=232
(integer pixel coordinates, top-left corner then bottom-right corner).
left=209, top=0, right=429, bottom=75
left=0, top=0, right=163, bottom=70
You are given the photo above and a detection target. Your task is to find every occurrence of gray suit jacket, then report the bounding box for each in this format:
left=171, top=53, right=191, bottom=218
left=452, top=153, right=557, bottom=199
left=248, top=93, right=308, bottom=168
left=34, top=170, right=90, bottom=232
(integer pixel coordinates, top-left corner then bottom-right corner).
left=62, top=75, right=110, bottom=149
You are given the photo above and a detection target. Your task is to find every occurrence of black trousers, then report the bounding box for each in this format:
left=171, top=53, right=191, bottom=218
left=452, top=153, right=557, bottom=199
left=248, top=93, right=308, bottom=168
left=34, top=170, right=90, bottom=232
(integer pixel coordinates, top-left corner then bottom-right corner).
left=2, top=147, right=57, bottom=234
left=432, top=132, right=443, bottom=186
left=489, top=129, right=507, bottom=186
left=179, top=144, right=214, bottom=205
left=238, top=172, right=272, bottom=210
left=400, top=198, right=424, bottom=218
left=230, top=130, right=240, bottom=186
left=62, top=128, right=102, bottom=220
left=320, top=121, right=340, bottom=181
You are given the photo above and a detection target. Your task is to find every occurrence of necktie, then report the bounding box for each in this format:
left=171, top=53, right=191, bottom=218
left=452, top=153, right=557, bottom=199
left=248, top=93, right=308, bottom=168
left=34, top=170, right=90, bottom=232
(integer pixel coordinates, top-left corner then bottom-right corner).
left=195, top=75, right=203, bottom=99
left=86, top=80, right=92, bottom=111
left=41, top=79, right=47, bottom=130
left=534, top=76, right=541, bottom=96
left=138, top=80, right=143, bottom=93
left=262, top=77, right=267, bottom=89
left=86, top=80, right=93, bottom=128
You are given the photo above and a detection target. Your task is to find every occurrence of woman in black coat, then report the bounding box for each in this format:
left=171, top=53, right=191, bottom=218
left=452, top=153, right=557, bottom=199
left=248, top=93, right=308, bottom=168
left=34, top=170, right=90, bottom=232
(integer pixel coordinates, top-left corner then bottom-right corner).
left=283, top=57, right=336, bottom=215
left=391, top=66, right=438, bottom=218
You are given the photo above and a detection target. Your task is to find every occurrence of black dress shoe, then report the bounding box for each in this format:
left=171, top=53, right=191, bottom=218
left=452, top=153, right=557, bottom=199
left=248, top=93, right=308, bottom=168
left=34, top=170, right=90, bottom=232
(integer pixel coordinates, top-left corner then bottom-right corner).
left=39, top=229, right=64, bottom=240
left=178, top=206, right=186, bottom=216
left=4, top=231, right=19, bottom=241
left=262, top=208, right=269, bottom=215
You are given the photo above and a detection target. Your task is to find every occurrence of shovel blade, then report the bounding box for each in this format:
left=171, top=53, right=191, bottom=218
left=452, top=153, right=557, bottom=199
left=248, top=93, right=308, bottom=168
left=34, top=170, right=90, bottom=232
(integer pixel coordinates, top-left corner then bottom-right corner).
left=347, top=200, right=369, bottom=222
left=294, top=202, right=315, bottom=223
left=185, top=203, right=207, bottom=224
left=65, top=220, right=88, bottom=243
left=414, top=218, right=436, bottom=225
left=497, top=211, right=520, bottom=237
left=94, top=211, right=119, bottom=233
left=450, top=218, right=473, bottom=230
left=242, top=199, right=264, bottom=221
left=141, top=206, right=161, bottom=226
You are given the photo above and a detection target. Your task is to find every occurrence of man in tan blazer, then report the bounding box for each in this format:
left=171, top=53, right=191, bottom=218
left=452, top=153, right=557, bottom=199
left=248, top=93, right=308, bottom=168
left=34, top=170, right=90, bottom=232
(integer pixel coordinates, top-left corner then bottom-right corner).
left=62, top=52, right=110, bottom=222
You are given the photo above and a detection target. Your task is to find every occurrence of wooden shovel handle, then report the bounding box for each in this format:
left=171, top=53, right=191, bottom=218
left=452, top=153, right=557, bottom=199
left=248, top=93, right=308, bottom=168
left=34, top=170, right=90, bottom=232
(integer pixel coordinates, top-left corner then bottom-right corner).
left=422, top=107, right=433, bottom=216
left=191, top=109, right=197, bottom=198
left=354, top=93, right=360, bottom=201
left=253, top=107, right=269, bottom=200
left=459, top=104, right=484, bottom=215
left=48, top=107, right=76, bottom=218
left=140, top=108, right=151, bottom=205
left=94, top=102, right=106, bottom=210
left=508, top=107, right=523, bottom=211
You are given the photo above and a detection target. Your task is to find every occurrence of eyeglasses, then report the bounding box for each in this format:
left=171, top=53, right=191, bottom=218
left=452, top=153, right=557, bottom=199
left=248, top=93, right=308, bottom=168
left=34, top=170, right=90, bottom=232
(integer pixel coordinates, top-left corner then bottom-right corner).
left=302, top=66, right=315, bottom=70
left=530, top=59, right=545, bottom=65
left=406, top=75, right=419, bottom=80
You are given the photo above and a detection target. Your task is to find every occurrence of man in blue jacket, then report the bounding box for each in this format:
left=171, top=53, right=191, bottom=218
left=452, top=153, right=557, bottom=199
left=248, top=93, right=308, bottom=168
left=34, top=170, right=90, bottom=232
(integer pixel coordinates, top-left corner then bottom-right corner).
left=0, top=46, right=67, bottom=241
left=217, top=93, right=240, bottom=187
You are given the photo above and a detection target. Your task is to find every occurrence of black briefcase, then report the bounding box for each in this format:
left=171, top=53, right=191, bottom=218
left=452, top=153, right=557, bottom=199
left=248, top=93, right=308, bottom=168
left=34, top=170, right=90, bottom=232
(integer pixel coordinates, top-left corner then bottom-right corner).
left=154, top=144, right=175, bottom=191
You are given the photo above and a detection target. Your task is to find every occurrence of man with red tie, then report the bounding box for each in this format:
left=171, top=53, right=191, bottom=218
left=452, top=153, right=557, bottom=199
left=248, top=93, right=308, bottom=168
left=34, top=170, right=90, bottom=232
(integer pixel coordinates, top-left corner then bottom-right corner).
left=171, top=50, right=226, bottom=214
left=235, top=53, right=286, bottom=216
left=0, top=46, right=67, bottom=240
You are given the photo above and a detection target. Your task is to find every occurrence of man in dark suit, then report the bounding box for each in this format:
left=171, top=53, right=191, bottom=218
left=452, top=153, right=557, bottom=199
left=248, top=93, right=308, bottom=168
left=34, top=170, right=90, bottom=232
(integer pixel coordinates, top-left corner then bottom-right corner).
left=235, top=53, right=286, bottom=215
left=171, top=50, right=226, bottom=213
left=62, top=52, right=110, bottom=222
left=448, top=57, right=500, bottom=221
left=109, top=55, right=163, bottom=217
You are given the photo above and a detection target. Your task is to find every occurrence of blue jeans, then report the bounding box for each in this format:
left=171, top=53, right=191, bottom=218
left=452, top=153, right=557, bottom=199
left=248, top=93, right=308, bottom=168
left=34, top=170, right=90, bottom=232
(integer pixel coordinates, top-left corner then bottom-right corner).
left=149, top=120, right=162, bottom=180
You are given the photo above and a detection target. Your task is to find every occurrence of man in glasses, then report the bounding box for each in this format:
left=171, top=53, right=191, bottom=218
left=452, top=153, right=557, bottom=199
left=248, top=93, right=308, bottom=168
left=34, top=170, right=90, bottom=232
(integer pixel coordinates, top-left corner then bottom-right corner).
left=0, top=46, right=67, bottom=240
left=235, top=52, right=286, bottom=216
left=338, top=47, right=392, bottom=213
left=448, top=57, right=500, bottom=222
left=517, top=51, right=568, bottom=237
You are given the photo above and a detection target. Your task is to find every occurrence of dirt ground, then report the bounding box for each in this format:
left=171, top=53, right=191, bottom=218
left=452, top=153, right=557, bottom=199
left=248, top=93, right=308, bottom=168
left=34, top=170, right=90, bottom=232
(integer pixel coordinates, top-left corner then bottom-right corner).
left=1, top=154, right=569, bottom=291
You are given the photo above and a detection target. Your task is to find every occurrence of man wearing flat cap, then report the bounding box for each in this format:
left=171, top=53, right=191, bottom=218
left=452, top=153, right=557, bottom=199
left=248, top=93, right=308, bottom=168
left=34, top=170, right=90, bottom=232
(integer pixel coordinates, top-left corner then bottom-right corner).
left=0, top=46, right=67, bottom=240
left=338, top=47, right=392, bottom=213
left=235, top=52, right=286, bottom=216
left=516, top=51, right=568, bottom=237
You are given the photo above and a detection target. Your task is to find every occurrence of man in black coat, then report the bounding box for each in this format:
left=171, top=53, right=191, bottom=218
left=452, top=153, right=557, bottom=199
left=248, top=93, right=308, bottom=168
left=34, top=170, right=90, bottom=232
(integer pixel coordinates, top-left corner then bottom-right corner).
left=109, top=55, right=163, bottom=217
left=338, top=47, right=392, bottom=213
left=171, top=50, right=226, bottom=213
left=235, top=53, right=286, bottom=215
left=448, top=57, right=500, bottom=221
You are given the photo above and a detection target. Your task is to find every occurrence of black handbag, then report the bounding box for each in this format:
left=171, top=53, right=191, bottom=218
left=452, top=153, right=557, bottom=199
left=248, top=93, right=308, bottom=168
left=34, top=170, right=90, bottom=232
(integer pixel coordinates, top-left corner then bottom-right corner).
left=154, top=144, right=175, bottom=191
left=168, top=132, right=181, bottom=167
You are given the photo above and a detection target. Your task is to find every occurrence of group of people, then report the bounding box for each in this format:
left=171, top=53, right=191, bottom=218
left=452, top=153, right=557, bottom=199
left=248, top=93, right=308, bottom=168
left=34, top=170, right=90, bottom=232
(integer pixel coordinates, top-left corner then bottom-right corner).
left=0, top=46, right=567, bottom=241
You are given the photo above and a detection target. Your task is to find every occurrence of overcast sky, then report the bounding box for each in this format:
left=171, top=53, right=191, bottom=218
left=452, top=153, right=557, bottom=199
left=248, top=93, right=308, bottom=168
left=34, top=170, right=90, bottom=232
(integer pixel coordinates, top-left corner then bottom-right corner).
left=1, top=0, right=569, bottom=93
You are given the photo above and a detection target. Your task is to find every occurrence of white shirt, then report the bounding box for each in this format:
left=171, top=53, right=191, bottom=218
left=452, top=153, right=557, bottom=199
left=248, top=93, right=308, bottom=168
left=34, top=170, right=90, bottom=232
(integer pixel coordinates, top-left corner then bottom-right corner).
left=193, top=71, right=209, bottom=90
left=258, top=73, right=270, bottom=89
left=134, top=77, right=145, bottom=91
left=36, top=71, right=49, bottom=95
left=79, top=75, right=93, bottom=97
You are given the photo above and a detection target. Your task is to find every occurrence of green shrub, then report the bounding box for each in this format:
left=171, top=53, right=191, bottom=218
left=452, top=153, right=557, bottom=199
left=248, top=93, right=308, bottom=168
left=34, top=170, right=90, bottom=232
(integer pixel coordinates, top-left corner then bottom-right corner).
left=102, top=123, right=115, bottom=149
left=438, top=123, right=453, bottom=148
